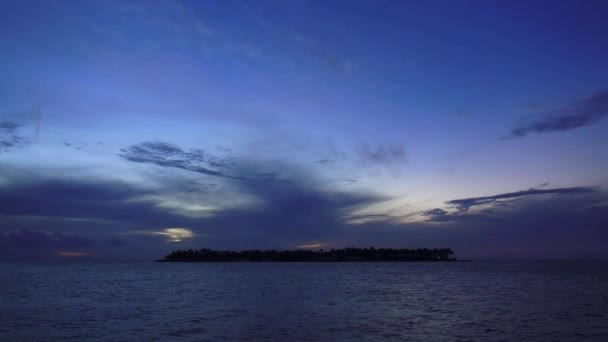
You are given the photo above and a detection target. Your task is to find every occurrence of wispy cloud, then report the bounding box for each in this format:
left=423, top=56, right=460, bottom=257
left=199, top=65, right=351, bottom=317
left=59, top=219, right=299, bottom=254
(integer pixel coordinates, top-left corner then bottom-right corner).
left=355, top=142, right=407, bottom=167
left=0, top=121, right=20, bottom=131
left=119, top=141, right=289, bottom=184
left=423, top=186, right=596, bottom=222
left=447, top=187, right=594, bottom=212
left=0, top=120, right=30, bottom=153
left=119, top=141, right=236, bottom=178
left=317, top=158, right=337, bottom=164
left=505, top=90, right=608, bottom=139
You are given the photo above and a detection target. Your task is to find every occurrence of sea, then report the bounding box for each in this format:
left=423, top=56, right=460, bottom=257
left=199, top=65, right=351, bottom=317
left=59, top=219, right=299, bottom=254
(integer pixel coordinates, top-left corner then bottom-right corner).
left=1, top=261, right=607, bottom=341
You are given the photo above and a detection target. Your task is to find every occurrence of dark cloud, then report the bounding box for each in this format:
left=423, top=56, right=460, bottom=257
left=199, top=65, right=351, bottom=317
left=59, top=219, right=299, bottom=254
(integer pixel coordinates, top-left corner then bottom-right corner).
left=198, top=165, right=388, bottom=245
left=447, top=187, right=594, bottom=212
left=422, top=208, right=448, bottom=216
left=0, top=120, right=30, bottom=152
left=0, top=121, right=20, bottom=130
left=0, top=177, right=183, bottom=225
left=0, top=161, right=388, bottom=258
left=1, top=229, right=92, bottom=249
left=505, top=90, right=608, bottom=139
left=537, top=182, right=550, bottom=188
left=423, top=186, right=596, bottom=222
left=119, top=141, right=284, bottom=183
left=0, top=174, right=209, bottom=259
left=62, top=141, right=85, bottom=150
left=119, top=141, right=236, bottom=178
left=421, top=208, right=451, bottom=222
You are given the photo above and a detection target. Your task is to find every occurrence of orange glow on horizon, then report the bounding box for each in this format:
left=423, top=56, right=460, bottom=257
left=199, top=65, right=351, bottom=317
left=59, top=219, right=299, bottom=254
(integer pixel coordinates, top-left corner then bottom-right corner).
left=57, top=251, right=93, bottom=257
left=296, top=243, right=323, bottom=249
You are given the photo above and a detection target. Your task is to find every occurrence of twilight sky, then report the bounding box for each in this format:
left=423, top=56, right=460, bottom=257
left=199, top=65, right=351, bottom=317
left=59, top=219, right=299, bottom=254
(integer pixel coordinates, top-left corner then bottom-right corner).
left=1, top=0, right=608, bottom=260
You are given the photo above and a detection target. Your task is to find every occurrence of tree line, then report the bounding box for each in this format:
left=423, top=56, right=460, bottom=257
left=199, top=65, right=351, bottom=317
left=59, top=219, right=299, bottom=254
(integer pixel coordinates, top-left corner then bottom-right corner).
left=159, top=247, right=455, bottom=262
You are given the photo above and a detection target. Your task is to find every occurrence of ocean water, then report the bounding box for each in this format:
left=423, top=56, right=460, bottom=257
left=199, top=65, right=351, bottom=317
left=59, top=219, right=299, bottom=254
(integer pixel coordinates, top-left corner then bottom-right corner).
left=1, top=261, right=607, bottom=341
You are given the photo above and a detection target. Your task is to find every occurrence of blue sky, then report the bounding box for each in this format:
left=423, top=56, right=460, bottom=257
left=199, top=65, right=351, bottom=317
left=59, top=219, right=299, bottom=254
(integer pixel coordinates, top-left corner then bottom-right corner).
left=1, top=0, right=607, bottom=260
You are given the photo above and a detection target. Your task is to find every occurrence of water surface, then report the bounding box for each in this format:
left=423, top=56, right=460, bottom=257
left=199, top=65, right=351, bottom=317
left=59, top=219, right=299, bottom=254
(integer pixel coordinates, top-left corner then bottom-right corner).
left=1, top=261, right=607, bottom=341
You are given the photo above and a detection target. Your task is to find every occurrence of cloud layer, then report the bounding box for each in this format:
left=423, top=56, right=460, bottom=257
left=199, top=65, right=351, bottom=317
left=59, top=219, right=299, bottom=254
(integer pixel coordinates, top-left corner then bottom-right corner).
left=0, top=157, right=389, bottom=259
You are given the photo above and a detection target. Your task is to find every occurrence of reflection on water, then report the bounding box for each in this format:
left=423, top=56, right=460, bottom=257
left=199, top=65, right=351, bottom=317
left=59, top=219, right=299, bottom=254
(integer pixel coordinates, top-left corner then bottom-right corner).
left=1, top=261, right=607, bottom=341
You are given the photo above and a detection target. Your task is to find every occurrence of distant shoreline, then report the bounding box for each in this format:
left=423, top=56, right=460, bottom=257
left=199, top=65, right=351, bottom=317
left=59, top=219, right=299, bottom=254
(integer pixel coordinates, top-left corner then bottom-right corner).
left=158, top=247, right=458, bottom=262
left=157, top=259, right=460, bottom=262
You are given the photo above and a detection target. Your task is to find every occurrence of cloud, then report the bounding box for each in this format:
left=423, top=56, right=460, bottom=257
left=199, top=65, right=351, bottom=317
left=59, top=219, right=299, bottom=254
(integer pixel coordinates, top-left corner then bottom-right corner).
left=332, top=186, right=608, bottom=258
left=537, top=182, right=550, bottom=188
left=149, top=228, right=194, bottom=243
left=119, top=141, right=283, bottom=183
left=420, top=208, right=451, bottom=222
left=154, top=159, right=391, bottom=247
left=505, top=90, right=608, bottom=139
left=314, top=141, right=407, bottom=180
left=342, top=212, right=396, bottom=225
left=0, top=121, right=20, bottom=131
left=0, top=174, right=206, bottom=258
left=0, top=120, right=30, bottom=152
left=1, top=170, right=607, bottom=259
left=1, top=229, right=92, bottom=249
left=122, top=228, right=194, bottom=243
left=0, top=157, right=389, bottom=258
left=0, top=176, right=186, bottom=225
left=119, top=141, right=235, bottom=178
left=5, top=135, right=603, bottom=259
left=354, top=142, right=407, bottom=166
left=357, top=190, right=608, bottom=259
left=447, top=187, right=595, bottom=212
left=423, top=186, right=597, bottom=222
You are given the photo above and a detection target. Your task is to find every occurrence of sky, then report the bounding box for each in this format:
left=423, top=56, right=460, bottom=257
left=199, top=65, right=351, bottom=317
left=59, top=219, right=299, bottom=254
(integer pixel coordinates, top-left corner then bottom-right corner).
left=1, top=0, right=607, bottom=260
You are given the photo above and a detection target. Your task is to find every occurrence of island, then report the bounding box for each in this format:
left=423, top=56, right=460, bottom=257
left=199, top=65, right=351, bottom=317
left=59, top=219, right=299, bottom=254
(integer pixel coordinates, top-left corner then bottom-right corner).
left=158, top=247, right=457, bottom=262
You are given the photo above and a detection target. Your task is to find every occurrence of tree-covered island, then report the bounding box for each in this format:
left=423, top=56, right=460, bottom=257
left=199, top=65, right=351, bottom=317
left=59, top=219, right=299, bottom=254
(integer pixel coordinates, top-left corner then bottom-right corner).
left=158, top=247, right=456, bottom=262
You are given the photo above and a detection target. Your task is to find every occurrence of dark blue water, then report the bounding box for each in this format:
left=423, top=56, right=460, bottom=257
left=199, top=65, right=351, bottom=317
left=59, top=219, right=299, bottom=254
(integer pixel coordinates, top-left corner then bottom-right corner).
left=1, top=261, right=607, bottom=341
